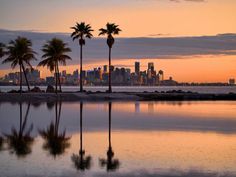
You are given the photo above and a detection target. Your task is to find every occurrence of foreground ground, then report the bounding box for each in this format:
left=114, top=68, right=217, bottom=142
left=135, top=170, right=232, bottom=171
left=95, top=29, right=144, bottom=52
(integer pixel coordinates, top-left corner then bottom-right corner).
left=0, top=92, right=236, bottom=103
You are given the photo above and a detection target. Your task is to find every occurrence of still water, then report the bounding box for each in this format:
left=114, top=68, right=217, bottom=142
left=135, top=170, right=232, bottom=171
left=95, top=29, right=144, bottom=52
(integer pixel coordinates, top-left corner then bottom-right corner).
left=0, top=101, right=236, bottom=177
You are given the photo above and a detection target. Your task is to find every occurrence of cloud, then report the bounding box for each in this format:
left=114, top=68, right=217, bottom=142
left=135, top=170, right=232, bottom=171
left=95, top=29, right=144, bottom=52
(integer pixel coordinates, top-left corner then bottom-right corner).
left=0, top=29, right=236, bottom=70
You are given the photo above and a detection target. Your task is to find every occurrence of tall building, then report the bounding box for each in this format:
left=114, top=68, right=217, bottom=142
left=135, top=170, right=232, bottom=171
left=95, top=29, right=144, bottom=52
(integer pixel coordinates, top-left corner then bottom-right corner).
left=229, top=78, right=235, bottom=85
left=135, top=62, right=140, bottom=75
left=103, top=65, right=108, bottom=73
left=62, top=70, right=67, bottom=77
left=148, top=62, right=154, bottom=71
left=73, top=69, right=79, bottom=79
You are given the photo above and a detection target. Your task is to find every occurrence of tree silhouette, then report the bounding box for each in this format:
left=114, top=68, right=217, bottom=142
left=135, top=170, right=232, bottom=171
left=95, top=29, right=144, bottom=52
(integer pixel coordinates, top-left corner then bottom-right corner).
left=99, top=102, right=120, bottom=171
left=39, top=99, right=70, bottom=157
left=2, top=37, right=37, bottom=93
left=0, top=136, right=3, bottom=151
left=99, top=23, right=121, bottom=93
left=0, top=42, right=5, bottom=58
left=71, top=102, right=92, bottom=171
left=71, top=22, right=93, bottom=92
left=4, top=102, right=34, bottom=157
left=38, top=38, right=71, bottom=93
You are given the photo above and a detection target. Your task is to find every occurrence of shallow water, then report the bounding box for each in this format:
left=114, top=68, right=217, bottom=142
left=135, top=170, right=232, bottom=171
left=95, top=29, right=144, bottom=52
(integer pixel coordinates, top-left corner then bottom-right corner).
left=0, top=101, right=236, bottom=177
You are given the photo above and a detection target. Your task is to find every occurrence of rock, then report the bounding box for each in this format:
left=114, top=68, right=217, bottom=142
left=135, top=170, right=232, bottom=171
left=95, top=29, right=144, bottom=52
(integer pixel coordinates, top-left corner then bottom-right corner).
left=46, top=85, right=55, bottom=93
left=31, top=86, right=41, bottom=92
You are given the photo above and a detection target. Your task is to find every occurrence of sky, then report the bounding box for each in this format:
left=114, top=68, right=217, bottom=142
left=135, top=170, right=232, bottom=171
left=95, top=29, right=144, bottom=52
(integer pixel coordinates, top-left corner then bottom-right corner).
left=0, top=0, right=236, bottom=82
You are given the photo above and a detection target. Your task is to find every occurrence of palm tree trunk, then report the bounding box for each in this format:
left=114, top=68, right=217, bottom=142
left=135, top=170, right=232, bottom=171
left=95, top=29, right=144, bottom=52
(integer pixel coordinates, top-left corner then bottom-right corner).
left=108, top=47, right=112, bottom=93
left=19, top=101, right=23, bottom=138
left=22, top=64, right=30, bottom=92
left=55, top=66, right=58, bottom=94
left=108, top=102, right=111, bottom=148
left=55, top=100, right=58, bottom=135
left=22, top=102, right=31, bottom=134
left=80, top=102, right=83, bottom=155
left=57, top=99, right=62, bottom=134
left=80, top=44, right=83, bottom=92
left=57, top=63, right=62, bottom=92
left=20, top=64, right=22, bottom=94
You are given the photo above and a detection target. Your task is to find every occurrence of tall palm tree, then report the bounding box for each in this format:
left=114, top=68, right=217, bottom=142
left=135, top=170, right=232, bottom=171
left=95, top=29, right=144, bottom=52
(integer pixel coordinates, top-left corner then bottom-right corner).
left=39, top=99, right=70, bottom=157
left=2, top=37, right=37, bottom=93
left=99, top=23, right=121, bottom=93
left=71, top=22, right=93, bottom=92
left=4, top=102, right=34, bottom=157
left=38, top=38, right=71, bottom=93
left=99, top=102, right=120, bottom=171
left=0, top=42, right=5, bottom=58
left=71, top=102, right=92, bottom=171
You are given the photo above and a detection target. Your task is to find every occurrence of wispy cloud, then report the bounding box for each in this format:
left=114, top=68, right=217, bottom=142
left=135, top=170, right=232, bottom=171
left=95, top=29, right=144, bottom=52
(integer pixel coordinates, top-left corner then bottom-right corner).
left=0, top=29, right=236, bottom=70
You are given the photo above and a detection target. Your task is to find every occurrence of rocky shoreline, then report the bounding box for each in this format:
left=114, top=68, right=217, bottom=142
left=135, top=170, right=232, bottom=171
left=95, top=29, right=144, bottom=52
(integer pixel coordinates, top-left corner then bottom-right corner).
left=0, top=91, right=236, bottom=103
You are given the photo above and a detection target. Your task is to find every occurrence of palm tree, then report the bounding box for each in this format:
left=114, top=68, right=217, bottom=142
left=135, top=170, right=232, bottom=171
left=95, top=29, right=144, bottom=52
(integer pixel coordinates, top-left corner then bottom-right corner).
left=71, top=22, right=93, bottom=92
left=4, top=102, right=34, bottom=157
left=39, top=99, right=70, bottom=157
left=71, top=102, right=92, bottom=171
left=0, top=42, right=5, bottom=58
left=38, top=38, right=71, bottom=93
left=2, top=37, right=37, bottom=93
left=99, top=102, right=120, bottom=171
left=99, top=23, right=121, bottom=93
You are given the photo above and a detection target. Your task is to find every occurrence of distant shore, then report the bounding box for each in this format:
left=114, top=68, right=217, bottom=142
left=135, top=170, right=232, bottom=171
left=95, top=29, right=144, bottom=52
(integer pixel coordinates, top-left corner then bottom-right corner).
left=1, top=92, right=236, bottom=103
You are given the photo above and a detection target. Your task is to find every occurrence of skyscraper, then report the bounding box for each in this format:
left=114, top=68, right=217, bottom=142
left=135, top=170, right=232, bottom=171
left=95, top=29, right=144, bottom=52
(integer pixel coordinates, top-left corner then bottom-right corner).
left=148, top=62, right=154, bottom=72
left=135, top=62, right=140, bottom=75
left=103, top=65, right=108, bottom=73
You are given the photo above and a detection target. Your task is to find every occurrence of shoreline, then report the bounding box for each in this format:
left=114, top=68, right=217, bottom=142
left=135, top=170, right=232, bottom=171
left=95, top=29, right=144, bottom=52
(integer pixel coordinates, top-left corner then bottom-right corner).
left=0, top=92, right=236, bottom=103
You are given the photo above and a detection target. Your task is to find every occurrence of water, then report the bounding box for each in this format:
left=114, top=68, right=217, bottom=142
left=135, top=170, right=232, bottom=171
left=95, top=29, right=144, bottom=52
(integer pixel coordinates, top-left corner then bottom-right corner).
left=0, top=85, right=236, bottom=93
left=0, top=101, right=236, bottom=177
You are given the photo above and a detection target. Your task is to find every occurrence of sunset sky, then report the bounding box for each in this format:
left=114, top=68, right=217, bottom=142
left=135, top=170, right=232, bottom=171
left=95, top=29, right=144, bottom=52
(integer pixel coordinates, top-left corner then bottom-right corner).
left=0, top=0, right=236, bottom=82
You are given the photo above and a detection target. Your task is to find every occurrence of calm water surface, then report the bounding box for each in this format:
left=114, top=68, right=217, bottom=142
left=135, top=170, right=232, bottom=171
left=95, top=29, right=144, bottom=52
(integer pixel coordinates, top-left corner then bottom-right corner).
left=0, top=101, right=236, bottom=177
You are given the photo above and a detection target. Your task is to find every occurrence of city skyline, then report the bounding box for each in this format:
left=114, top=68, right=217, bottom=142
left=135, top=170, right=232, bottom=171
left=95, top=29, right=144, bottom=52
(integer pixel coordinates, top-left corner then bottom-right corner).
left=1, top=61, right=235, bottom=86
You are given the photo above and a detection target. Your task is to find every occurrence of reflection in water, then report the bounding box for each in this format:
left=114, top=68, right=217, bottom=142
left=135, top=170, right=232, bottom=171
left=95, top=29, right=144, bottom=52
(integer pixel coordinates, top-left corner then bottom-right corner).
left=0, top=136, right=3, bottom=150
left=0, top=101, right=236, bottom=177
left=39, top=98, right=70, bottom=157
left=4, top=102, right=34, bottom=157
left=100, top=102, right=120, bottom=171
left=71, top=102, right=92, bottom=171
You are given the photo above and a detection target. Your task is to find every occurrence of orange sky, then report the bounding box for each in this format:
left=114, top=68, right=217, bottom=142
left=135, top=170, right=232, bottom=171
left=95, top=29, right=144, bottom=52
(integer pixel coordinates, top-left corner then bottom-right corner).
left=1, top=55, right=235, bottom=83
left=1, top=0, right=236, bottom=37
left=0, top=0, right=236, bottom=82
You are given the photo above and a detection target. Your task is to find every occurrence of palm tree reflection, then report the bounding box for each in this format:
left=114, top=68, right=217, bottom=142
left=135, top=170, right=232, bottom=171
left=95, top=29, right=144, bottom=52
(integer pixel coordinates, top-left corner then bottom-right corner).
left=0, top=136, right=3, bottom=150
left=71, top=102, right=92, bottom=171
left=39, top=99, right=70, bottom=157
left=99, top=102, right=120, bottom=171
left=4, top=102, right=34, bottom=157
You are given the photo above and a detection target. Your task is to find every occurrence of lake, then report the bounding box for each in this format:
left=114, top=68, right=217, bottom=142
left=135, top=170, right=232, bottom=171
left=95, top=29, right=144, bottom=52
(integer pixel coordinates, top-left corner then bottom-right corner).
left=0, top=85, right=236, bottom=94
left=0, top=101, right=236, bottom=177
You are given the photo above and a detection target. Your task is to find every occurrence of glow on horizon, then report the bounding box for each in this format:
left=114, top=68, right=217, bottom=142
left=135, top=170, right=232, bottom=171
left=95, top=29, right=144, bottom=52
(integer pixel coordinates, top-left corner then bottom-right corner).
left=0, top=55, right=235, bottom=83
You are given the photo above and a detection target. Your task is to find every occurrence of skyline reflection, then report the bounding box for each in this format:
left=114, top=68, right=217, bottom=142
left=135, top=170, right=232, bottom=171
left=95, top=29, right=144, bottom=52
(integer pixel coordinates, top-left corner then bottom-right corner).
left=0, top=101, right=236, bottom=176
